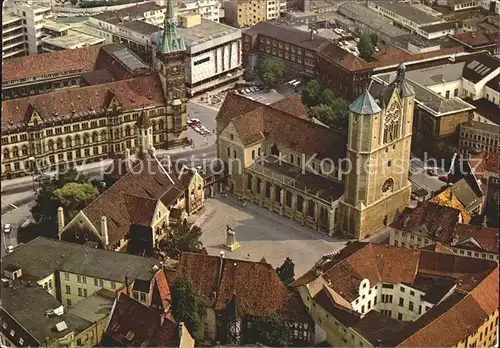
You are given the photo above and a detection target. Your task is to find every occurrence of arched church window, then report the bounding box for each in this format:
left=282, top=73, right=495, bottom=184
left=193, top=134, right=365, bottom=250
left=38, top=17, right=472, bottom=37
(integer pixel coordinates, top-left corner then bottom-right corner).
left=381, top=178, right=394, bottom=194
left=383, top=104, right=401, bottom=144
left=92, top=132, right=98, bottom=143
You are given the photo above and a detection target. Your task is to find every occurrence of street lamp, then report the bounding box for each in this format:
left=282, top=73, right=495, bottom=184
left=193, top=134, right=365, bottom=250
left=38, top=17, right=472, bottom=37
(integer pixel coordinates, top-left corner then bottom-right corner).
left=29, top=157, right=36, bottom=192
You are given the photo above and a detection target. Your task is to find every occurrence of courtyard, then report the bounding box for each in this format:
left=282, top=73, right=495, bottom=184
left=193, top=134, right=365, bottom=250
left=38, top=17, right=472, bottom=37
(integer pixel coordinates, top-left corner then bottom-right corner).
left=189, top=195, right=349, bottom=276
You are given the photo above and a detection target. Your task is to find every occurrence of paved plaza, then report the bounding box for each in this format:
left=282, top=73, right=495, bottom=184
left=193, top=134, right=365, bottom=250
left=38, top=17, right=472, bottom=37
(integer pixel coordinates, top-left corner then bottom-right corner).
left=189, top=195, right=349, bottom=277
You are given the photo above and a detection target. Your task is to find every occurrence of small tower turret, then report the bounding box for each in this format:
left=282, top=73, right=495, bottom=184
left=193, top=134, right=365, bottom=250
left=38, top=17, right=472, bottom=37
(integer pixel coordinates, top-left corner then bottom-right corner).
left=136, top=110, right=153, bottom=158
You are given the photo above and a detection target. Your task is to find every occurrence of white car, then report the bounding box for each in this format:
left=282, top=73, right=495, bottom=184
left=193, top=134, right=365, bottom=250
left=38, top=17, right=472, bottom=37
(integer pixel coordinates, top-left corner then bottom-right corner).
left=4, top=224, right=12, bottom=234
left=354, top=37, right=360, bottom=42
left=191, top=118, right=200, bottom=123
left=7, top=246, right=14, bottom=253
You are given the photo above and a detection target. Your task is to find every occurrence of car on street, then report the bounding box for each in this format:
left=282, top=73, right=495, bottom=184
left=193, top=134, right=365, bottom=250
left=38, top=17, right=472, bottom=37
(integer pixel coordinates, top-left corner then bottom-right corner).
left=7, top=245, right=14, bottom=253
left=4, top=224, right=12, bottom=234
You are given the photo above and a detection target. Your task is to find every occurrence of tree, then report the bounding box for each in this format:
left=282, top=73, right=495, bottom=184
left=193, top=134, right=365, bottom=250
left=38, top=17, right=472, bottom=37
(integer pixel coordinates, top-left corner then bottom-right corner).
left=70, top=0, right=78, bottom=4
left=370, top=33, right=378, bottom=46
left=243, top=67, right=255, bottom=82
left=159, top=223, right=207, bottom=260
left=171, top=273, right=209, bottom=340
left=276, top=257, right=295, bottom=285
left=251, top=312, right=288, bottom=346
left=309, top=104, right=335, bottom=124
left=259, top=59, right=284, bottom=88
left=320, top=88, right=336, bottom=106
left=309, top=101, right=349, bottom=132
left=53, top=183, right=99, bottom=221
left=357, top=34, right=374, bottom=60
left=301, top=79, right=323, bottom=107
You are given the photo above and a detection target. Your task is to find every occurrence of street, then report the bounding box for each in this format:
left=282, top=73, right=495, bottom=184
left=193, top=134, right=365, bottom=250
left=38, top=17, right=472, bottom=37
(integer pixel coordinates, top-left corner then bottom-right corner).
left=0, top=102, right=218, bottom=254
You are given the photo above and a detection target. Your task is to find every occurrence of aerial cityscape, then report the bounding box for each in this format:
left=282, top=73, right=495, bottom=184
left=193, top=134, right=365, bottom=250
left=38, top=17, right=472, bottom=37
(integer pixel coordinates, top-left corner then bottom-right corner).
left=1, top=0, right=499, bottom=346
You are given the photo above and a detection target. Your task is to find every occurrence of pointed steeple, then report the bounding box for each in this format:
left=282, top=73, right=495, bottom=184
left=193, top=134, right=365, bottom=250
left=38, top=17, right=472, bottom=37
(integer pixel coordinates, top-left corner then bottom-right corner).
left=158, top=0, right=186, bottom=54
left=349, top=89, right=382, bottom=115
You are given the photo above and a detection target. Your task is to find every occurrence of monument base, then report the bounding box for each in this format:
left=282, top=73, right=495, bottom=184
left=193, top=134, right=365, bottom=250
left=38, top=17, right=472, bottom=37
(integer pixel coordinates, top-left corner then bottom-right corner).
left=221, top=241, right=241, bottom=252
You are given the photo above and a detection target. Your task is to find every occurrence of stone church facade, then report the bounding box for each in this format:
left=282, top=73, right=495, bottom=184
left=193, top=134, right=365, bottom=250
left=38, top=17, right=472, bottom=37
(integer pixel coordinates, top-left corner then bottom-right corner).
left=216, top=64, right=415, bottom=239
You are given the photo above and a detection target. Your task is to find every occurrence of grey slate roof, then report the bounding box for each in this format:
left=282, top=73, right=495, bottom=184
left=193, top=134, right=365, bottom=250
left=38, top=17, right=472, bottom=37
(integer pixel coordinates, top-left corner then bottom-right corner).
left=2, top=237, right=161, bottom=282
left=1, top=282, right=89, bottom=345
left=349, top=90, right=382, bottom=115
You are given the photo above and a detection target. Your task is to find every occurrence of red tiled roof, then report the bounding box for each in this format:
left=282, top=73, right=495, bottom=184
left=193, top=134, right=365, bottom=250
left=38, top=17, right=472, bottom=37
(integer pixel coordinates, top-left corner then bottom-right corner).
left=452, top=31, right=500, bottom=48
left=322, top=244, right=421, bottom=301
left=2, top=45, right=101, bottom=82
left=179, top=252, right=310, bottom=321
left=151, top=269, right=172, bottom=312
left=217, top=93, right=346, bottom=160
left=454, top=223, right=499, bottom=253
left=398, top=267, right=498, bottom=347
left=2, top=74, right=165, bottom=127
left=392, top=202, right=462, bottom=244
left=102, top=292, right=180, bottom=347
left=318, top=42, right=464, bottom=72
left=80, top=157, right=184, bottom=245
left=269, top=95, right=309, bottom=119
left=485, top=152, right=499, bottom=174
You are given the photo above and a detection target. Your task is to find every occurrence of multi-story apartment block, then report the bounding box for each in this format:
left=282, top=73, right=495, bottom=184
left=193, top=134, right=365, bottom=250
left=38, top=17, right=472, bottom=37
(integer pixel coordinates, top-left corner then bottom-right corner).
left=367, top=1, right=443, bottom=38
left=177, top=0, right=220, bottom=22
left=2, top=13, right=27, bottom=58
left=391, top=202, right=499, bottom=262
left=224, top=0, right=267, bottom=28
left=1, top=6, right=189, bottom=180
left=460, top=121, right=500, bottom=154
left=1, top=237, right=170, bottom=347
left=290, top=242, right=499, bottom=347
left=7, top=2, right=52, bottom=55
left=242, top=21, right=325, bottom=77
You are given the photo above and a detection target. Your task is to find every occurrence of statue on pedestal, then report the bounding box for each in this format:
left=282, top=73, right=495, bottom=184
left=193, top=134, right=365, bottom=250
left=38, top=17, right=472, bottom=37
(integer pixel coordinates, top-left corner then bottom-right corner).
left=222, top=225, right=240, bottom=251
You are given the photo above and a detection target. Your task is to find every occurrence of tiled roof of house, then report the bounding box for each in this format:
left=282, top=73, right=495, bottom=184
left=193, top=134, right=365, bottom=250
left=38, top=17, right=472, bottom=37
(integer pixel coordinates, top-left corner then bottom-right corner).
left=429, top=190, right=472, bottom=223
left=178, top=252, right=311, bottom=322
left=2, top=45, right=101, bottom=82
left=291, top=242, right=498, bottom=347
left=268, top=95, right=309, bottom=119
left=454, top=223, right=499, bottom=253
left=313, top=287, right=359, bottom=327
left=81, top=157, right=184, bottom=245
left=485, top=152, right=499, bottom=174
left=151, top=269, right=172, bottom=312
left=397, top=268, right=498, bottom=347
left=321, top=244, right=421, bottom=302
left=2, top=74, right=165, bottom=128
left=102, top=293, right=179, bottom=347
left=217, top=93, right=346, bottom=160
left=451, top=176, right=483, bottom=210
left=392, top=202, right=462, bottom=244
left=451, top=31, right=500, bottom=48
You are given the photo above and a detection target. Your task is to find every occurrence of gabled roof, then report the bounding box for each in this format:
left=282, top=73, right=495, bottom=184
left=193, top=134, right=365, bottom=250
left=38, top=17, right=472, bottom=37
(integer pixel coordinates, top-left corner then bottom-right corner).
left=2, top=45, right=101, bottom=82
left=454, top=224, right=499, bottom=253
left=291, top=242, right=498, bottom=347
left=2, top=74, right=165, bottom=128
left=178, top=252, right=311, bottom=322
left=429, top=189, right=471, bottom=224
left=102, top=293, right=180, bottom=347
left=392, top=202, right=462, bottom=244
left=217, top=93, right=346, bottom=160
left=80, top=157, right=184, bottom=245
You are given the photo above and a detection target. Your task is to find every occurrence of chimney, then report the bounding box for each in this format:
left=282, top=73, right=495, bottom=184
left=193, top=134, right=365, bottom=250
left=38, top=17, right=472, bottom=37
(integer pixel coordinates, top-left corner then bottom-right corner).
left=449, top=189, right=453, bottom=201
left=125, top=276, right=130, bottom=296
left=101, top=216, right=109, bottom=247
left=125, top=148, right=131, bottom=170
left=216, top=251, right=225, bottom=296
left=57, top=207, right=65, bottom=238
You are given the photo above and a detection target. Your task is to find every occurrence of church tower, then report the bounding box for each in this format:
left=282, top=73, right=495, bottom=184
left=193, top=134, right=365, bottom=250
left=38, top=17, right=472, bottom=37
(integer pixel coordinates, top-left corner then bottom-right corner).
left=153, top=0, right=188, bottom=146
left=339, top=63, right=415, bottom=239
left=136, top=110, right=154, bottom=158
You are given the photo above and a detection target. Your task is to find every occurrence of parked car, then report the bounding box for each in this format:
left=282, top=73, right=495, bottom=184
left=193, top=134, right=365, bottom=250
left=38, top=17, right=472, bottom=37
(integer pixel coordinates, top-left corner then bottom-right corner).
left=187, top=119, right=193, bottom=125
left=7, top=246, right=14, bottom=253
left=4, top=224, right=12, bottom=234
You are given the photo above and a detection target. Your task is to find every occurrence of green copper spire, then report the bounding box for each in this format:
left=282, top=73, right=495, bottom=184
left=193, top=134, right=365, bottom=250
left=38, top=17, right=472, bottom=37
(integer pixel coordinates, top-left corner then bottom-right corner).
left=158, top=0, right=186, bottom=54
